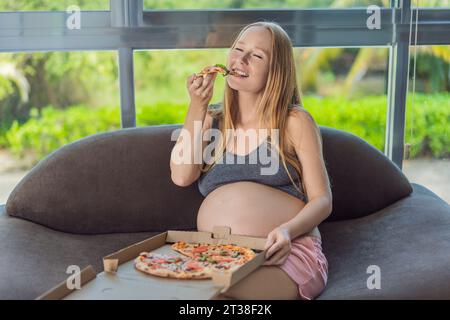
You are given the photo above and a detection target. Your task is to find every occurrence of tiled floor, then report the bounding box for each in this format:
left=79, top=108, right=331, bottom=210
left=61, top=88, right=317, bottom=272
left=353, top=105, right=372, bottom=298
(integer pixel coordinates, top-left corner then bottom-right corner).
left=402, top=158, right=449, bottom=204
left=0, top=170, right=28, bottom=204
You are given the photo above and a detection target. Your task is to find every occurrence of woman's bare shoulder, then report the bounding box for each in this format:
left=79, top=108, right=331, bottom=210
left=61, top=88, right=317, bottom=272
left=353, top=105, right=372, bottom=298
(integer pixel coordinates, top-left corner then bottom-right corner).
left=285, top=104, right=320, bottom=149
left=287, top=104, right=320, bottom=133
left=287, top=104, right=315, bottom=123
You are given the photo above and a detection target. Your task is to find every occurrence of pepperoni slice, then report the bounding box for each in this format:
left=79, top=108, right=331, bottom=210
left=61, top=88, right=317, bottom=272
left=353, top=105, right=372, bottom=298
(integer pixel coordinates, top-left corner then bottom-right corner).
left=186, top=261, right=202, bottom=271
left=192, top=246, right=208, bottom=254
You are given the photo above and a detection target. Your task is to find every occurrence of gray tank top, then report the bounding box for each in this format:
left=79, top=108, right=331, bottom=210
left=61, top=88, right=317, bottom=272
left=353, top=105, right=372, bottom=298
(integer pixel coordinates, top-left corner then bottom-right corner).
left=197, top=116, right=308, bottom=203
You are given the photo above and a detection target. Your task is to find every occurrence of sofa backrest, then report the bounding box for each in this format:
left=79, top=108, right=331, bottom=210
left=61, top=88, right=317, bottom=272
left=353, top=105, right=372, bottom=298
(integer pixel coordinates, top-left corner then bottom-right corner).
left=321, top=126, right=412, bottom=221
left=6, top=124, right=412, bottom=234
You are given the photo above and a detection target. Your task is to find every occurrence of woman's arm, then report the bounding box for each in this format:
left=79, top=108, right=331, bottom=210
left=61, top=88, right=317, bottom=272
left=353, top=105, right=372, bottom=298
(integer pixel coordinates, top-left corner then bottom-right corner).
left=170, top=106, right=212, bottom=186
left=170, top=72, right=217, bottom=187
left=280, top=108, right=333, bottom=239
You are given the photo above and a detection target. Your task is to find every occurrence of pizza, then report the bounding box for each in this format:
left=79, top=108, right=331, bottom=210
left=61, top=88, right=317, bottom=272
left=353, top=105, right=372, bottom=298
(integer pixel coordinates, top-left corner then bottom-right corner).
left=194, top=63, right=246, bottom=79
left=171, top=241, right=256, bottom=271
left=134, top=252, right=212, bottom=279
left=134, top=242, right=256, bottom=280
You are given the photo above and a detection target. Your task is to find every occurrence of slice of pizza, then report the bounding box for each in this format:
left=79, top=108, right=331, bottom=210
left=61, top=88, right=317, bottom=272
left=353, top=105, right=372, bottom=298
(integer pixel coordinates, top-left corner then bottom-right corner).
left=171, top=242, right=256, bottom=272
left=134, top=252, right=213, bottom=279
left=194, top=64, right=248, bottom=79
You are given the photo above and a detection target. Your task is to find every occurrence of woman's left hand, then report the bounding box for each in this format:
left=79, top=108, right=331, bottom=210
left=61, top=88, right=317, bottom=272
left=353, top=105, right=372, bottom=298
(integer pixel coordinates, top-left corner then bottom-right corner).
left=263, top=226, right=292, bottom=266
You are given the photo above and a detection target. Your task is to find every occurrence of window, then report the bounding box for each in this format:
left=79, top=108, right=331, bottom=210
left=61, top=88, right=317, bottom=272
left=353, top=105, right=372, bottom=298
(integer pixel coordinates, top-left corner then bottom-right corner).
left=0, top=0, right=109, bottom=12
left=0, top=50, right=119, bottom=203
left=144, top=0, right=389, bottom=10
left=415, top=0, right=450, bottom=8
left=402, top=44, right=450, bottom=203
left=134, top=46, right=390, bottom=155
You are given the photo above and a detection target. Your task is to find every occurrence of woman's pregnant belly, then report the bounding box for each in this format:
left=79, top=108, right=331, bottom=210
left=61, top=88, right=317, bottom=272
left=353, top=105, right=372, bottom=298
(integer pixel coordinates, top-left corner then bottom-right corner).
left=197, top=181, right=320, bottom=239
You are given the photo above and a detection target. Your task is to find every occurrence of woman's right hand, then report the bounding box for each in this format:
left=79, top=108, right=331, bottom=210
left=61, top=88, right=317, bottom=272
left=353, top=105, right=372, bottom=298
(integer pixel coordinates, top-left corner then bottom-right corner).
left=187, top=69, right=217, bottom=109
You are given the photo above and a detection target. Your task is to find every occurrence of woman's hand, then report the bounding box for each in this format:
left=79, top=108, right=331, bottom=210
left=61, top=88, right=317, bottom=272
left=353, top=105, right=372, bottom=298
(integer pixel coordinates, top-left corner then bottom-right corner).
left=187, top=68, right=217, bottom=109
left=263, top=226, right=292, bottom=266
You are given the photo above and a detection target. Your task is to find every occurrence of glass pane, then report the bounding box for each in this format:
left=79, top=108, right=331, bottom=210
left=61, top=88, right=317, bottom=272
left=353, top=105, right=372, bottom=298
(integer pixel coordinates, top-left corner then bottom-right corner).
left=134, top=46, right=389, bottom=154
left=402, top=45, right=450, bottom=204
left=144, top=0, right=390, bottom=10
left=414, top=0, right=450, bottom=8
left=0, top=51, right=118, bottom=203
left=0, top=0, right=109, bottom=11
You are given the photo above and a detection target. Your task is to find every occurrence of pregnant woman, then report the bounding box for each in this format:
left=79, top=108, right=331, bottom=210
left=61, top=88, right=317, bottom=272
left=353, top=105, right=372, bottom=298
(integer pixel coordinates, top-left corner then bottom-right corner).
left=170, top=21, right=332, bottom=300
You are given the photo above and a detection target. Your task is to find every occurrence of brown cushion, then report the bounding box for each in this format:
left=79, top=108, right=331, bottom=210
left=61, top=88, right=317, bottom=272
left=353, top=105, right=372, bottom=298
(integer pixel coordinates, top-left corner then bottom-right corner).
left=6, top=126, right=202, bottom=234
left=321, top=126, right=412, bottom=222
left=6, top=125, right=412, bottom=233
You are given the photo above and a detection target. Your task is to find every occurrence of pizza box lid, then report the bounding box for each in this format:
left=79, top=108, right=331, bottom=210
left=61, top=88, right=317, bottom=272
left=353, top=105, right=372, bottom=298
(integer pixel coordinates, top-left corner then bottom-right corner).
left=36, top=226, right=267, bottom=300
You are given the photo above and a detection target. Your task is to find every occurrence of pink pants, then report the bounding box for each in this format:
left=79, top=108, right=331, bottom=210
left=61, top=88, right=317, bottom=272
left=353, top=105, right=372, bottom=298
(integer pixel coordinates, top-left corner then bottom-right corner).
left=279, top=235, right=328, bottom=300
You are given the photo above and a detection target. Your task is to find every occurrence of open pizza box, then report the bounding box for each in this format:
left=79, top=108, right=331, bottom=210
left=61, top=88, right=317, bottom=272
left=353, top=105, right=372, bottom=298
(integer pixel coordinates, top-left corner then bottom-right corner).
left=37, top=226, right=268, bottom=300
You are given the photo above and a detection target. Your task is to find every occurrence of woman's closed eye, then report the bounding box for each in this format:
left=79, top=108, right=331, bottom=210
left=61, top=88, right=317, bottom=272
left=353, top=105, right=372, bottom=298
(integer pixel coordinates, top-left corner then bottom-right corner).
left=234, top=47, right=263, bottom=59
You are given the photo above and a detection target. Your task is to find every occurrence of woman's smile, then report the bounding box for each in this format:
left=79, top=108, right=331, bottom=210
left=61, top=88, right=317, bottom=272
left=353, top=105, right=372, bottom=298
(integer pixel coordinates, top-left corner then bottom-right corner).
left=231, top=67, right=249, bottom=77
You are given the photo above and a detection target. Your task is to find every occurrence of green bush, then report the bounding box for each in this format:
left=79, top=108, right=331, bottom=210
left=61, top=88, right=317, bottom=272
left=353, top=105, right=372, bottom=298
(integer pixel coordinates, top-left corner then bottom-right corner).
left=305, top=95, right=387, bottom=151
left=305, top=93, right=449, bottom=159
left=6, top=106, right=121, bottom=161
left=3, top=93, right=449, bottom=166
left=4, top=102, right=189, bottom=163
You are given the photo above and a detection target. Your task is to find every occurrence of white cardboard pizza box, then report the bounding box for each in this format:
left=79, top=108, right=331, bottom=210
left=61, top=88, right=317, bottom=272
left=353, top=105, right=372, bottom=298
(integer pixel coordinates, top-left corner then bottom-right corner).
left=37, top=226, right=267, bottom=300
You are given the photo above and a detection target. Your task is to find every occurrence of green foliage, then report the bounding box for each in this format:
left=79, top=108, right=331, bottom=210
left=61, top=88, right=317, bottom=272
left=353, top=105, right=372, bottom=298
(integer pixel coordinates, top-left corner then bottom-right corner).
left=305, top=95, right=387, bottom=151
left=136, top=102, right=188, bottom=126
left=5, top=105, right=120, bottom=161
left=143, top=0, right=392, bottom=10
left=144, top=0, right=334, bottom=9
left=405, top=93, right=450, bottom=158
left=134, top=49, right=227, bottom=105
left=0, top=51, right=118, bottom=144
left=4, top=93, right=449, bottom=167
left=305, top=93, right=450, bottom=159
left=0, top=0, right=109, bottom=11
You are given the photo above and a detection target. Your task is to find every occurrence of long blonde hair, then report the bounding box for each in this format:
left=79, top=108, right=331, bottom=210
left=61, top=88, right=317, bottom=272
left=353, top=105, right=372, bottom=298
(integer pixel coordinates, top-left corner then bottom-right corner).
left=202, top=21, right=323, bottom=202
